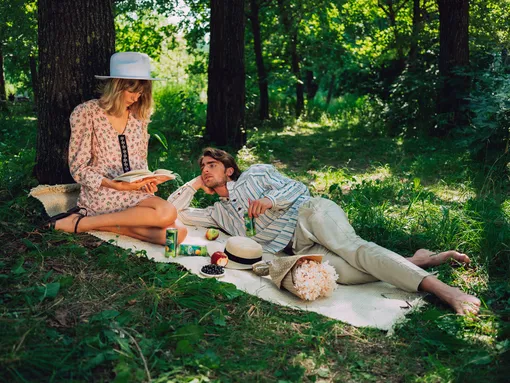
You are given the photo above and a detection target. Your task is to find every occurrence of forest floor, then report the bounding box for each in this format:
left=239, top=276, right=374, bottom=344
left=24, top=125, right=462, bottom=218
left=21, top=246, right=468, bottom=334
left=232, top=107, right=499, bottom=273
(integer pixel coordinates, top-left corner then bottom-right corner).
left=1, top=101, right=509, bottom=382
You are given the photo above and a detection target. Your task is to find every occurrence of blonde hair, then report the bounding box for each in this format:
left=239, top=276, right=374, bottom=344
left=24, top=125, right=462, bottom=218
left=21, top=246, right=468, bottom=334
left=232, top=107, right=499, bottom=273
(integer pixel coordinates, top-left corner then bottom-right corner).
left=98, top=78, right=153, bottom=121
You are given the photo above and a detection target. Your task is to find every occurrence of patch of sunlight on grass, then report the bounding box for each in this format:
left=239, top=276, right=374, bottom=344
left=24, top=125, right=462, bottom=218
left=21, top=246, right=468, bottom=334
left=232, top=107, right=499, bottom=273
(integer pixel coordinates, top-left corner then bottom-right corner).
left=297, top=121, right=322, bottom=129
left=22, top=116, right=37, bottom=121
left=462, top=317, right=500, bottom=346
left=414, top=364, right=455, bottom=383
left=310, top=165, right=392, bottom=194
left=452, top=267, right=489, bottom=295
left=429, top=182, right=477, bottom=203
left=277, top=125, right=316, bottom=137
left=237, top=146, right=267, bottom=168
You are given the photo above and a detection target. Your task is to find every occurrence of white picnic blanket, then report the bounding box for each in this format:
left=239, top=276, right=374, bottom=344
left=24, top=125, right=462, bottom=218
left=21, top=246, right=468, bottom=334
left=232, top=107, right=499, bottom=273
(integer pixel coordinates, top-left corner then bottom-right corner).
left=30, top=184, right=425, bottom=331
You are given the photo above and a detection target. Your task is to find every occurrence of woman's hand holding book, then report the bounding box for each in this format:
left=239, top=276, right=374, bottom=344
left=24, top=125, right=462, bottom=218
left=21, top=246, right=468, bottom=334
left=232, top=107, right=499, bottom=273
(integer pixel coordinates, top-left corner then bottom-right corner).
left=102, top=177, right=158, bottom=192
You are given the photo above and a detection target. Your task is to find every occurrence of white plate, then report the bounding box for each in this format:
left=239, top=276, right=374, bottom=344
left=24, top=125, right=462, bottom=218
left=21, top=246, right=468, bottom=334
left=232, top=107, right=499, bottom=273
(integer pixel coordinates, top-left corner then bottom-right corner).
left=200, top=269, right=225, bottom=278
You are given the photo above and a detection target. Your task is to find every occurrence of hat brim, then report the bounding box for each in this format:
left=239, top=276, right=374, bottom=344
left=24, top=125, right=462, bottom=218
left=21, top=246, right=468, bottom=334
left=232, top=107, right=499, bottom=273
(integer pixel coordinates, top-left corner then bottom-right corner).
left=95, top=75, right=163, bottom=81
left=224, top=260, right=256, bottom=270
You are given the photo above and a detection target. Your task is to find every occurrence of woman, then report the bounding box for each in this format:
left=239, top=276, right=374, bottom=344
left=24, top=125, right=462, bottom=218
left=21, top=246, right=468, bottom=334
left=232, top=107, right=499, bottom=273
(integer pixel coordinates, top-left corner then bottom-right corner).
left=49, top=52, right=187, bottom=245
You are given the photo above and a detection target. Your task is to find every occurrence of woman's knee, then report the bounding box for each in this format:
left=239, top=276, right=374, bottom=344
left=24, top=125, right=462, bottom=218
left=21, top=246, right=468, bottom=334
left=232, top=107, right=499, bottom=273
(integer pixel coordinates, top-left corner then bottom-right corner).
left=177, top=225, right=188, bottom=244
left=154, top=202, right=177, bottom=227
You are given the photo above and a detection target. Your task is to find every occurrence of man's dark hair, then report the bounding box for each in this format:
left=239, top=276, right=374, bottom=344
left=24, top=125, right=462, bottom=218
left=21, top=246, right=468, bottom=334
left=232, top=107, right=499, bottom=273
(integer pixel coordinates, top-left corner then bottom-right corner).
left=199, top=147, right=242, bottom=181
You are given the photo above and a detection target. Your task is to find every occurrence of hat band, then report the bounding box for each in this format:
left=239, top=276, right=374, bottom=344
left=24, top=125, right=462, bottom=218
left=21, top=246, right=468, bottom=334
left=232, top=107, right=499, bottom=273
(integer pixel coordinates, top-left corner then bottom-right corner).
left=225, top=249, right=262, bottom=265
left=111, top=64, right=151, bottom=78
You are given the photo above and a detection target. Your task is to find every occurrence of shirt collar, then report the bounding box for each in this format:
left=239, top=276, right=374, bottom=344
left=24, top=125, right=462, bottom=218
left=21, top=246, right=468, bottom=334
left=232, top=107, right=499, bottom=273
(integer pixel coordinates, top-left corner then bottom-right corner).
left=219, top=180, right=236, bottom=203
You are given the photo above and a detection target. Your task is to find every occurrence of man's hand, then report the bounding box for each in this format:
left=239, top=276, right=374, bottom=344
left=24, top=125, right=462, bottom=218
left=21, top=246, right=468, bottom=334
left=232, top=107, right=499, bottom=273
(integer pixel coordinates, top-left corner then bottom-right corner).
left=191, top=175, right=215, bottom=195
left=248, top=198, right=273, bottom=218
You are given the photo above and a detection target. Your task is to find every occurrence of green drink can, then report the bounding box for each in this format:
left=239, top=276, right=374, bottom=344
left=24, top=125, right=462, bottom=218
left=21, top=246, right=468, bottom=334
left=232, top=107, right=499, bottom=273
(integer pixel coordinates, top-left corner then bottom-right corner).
left=179, top=244, right=208, bottom=256
left=164, top=228, right=178, bottom=258
left=244, top=211, right=256, bottom=237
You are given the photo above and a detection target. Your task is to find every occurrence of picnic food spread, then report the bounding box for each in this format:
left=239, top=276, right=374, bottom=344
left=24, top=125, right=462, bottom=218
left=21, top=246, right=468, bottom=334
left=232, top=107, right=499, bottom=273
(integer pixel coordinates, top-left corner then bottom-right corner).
left=211, top=251, right=229, bottom=266
left=200, top=264, right=225, bottom=278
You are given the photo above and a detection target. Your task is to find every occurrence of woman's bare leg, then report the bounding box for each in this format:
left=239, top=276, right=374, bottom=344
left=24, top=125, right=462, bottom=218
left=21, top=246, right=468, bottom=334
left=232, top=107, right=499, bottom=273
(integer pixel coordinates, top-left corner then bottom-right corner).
left=55, top=197, right=176, bottom=232
left=94, top=220, right=188, bottom=245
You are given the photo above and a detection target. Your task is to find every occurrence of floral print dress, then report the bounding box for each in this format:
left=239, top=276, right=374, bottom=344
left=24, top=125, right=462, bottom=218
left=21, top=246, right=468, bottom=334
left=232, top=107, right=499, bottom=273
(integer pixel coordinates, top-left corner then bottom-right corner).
left=69, top=99, right=154, bottom=216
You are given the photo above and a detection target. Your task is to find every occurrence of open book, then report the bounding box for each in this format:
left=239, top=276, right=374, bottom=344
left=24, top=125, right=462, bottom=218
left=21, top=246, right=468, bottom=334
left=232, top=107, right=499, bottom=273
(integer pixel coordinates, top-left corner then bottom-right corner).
left=113, top=169, right=176, bottom=183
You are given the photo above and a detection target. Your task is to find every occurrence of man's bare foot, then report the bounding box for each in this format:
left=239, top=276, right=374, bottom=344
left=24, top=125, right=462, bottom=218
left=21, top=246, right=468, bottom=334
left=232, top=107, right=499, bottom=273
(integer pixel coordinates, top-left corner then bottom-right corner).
left=410, top=249, right=470, bottom=268
left=445, top=290, right=481, bottom=315
left=419, top=276, right=481, bottom=315
left=54, top=213, right=85, bottom=233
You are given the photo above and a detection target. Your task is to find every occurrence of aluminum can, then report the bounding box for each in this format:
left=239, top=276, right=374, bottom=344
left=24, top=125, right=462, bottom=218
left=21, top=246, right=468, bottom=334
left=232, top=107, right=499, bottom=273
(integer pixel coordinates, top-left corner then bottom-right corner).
left=164, top=228, right=178, bottom=258
left=244, top=211, right=256, bottom=237
left=179, top=244, right=208, bottom=256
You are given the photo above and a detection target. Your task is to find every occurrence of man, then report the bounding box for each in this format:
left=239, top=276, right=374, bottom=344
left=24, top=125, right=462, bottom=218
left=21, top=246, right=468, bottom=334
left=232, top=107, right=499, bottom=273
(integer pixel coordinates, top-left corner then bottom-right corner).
left=168, top=148, right=480, bottom=315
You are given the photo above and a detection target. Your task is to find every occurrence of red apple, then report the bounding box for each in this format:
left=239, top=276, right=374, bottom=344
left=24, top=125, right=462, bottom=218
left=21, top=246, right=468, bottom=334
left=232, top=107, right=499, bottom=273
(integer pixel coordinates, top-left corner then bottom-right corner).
left=205, top=228, right=220, bottom=241
left=211, top=251, right=228, bottom=266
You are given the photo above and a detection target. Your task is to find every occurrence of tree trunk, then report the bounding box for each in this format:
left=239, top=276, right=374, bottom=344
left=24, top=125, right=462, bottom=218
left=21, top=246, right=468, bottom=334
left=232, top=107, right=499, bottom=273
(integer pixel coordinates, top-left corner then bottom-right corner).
left=29, top=55, right=38, bottom=107
left=205, top=0, right=246, bottom=149
left=0, top=43, right=6, bottom=103
left=435, top=0, right=469, bottom=136
left=305, top=70, right=318, bottom=101
left=35, top=0, right=115, bottom=184
left=408, top=0, right=421, bottom=67
left=277, top=0, right=303, bottom=117
left=378, top=0, right=405, bottom=61
left=248, top=0, right=269, bottom=120
left=290, top=30, right=304, bottom=117
left=326, top=74, right=335, bottom=106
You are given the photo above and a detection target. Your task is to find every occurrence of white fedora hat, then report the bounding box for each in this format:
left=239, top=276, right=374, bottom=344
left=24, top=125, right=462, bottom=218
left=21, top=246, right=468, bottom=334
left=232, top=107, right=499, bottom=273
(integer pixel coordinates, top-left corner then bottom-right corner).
left=223, top=236, right=263, bottom=270
left=95, top=52, right=163, bottom=81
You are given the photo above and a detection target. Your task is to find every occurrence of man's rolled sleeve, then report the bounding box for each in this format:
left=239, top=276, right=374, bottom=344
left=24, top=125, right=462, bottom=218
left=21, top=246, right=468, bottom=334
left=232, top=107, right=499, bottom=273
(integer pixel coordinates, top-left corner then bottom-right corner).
left=167, top=183, right=217, bottom=227
left=168, top=183, right=197, bottom=211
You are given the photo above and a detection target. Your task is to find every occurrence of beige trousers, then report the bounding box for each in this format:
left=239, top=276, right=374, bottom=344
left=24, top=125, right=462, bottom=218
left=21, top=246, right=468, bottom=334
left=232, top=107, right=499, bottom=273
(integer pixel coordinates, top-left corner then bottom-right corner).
left=292, top=198, right=429, bottom=292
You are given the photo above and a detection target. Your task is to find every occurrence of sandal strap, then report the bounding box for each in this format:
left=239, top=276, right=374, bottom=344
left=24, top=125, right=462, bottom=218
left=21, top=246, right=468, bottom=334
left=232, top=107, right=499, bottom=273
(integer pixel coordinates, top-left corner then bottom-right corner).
left=46, top=206, right=82, bottom=222
left=77, top=207, right=88, bottom=216
left=74, top=213, right=86, bottom=234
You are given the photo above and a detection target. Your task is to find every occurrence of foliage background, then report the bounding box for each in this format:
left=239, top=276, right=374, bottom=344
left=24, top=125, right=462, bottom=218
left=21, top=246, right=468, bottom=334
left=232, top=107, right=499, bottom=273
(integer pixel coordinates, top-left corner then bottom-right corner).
left=0, top=0, right=509, bottom=381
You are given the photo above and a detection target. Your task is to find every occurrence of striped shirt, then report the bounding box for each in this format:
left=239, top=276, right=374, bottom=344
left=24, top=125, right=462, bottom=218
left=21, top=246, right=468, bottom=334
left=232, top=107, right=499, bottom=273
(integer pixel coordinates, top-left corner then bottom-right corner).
left=168, top=164, right=310, bottom=254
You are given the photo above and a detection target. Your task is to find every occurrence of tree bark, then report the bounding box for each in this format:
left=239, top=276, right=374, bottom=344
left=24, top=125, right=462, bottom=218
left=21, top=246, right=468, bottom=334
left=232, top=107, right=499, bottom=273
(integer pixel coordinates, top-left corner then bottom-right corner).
left=0, top=43, right=6, bottom=102
left=29, top=55, right=38, bottom=107
left=326, top=74, right=335, bottom=106
left=205, top=0, right=246, bottom=149
left=305, top=70, right=318, bottom=101
left=435, top=0, right=469, bottom=135
left=277, top=0, right=303, bottom=117
left=378, top=0, right=408, bottom=61
left=408, top=0, right=422, bottom=67
left=290, top=30, right=304, bottom=117
left=248, top=0, right=269, bottom=120
left=35, top=0, right=115, bottom=184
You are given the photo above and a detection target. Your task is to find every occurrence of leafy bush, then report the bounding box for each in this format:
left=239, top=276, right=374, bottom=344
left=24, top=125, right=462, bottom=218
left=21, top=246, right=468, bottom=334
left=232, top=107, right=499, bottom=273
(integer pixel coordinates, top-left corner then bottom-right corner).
left=464, top=68, right=510, bottom=163
left=151, top=83, right=206, bottom=146
left=384, top=63, right=439, bottom=137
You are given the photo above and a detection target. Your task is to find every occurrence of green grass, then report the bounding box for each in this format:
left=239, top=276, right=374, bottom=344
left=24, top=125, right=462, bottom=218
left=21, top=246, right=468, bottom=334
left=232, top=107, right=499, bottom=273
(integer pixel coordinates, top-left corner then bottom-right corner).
left=0, top=94, right=509, bottom=382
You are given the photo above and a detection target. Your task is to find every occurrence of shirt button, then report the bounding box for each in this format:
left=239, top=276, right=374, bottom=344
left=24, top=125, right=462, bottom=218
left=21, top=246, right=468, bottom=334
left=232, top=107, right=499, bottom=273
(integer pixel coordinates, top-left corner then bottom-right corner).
left=238, top=207, right=241, bottom=211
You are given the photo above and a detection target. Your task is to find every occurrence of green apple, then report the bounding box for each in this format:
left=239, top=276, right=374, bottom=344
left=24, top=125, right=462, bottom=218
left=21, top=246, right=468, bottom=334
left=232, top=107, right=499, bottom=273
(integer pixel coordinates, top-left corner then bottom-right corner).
left=205, top=228, right=220, bottom=241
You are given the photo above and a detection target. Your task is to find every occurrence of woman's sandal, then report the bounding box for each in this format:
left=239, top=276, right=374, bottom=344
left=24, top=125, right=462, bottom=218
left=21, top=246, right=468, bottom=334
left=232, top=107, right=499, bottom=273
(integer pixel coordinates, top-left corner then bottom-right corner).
left=73, top=213, right=87, bottom=233
left=43, top=207, right=88, bottom=230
